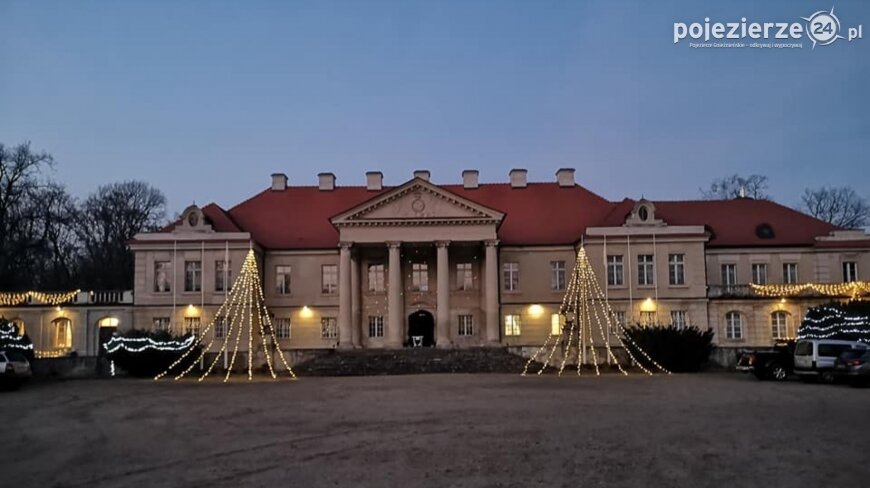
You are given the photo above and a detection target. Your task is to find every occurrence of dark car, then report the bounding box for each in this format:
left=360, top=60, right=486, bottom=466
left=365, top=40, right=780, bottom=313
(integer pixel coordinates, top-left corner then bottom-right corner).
left=736, top=341, right=795, bottom=381
left=833, top=349, right=870, bottom=386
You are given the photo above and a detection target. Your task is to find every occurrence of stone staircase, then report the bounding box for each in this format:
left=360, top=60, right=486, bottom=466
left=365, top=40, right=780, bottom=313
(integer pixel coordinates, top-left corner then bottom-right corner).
left=293, top=347, right=530, bottom=376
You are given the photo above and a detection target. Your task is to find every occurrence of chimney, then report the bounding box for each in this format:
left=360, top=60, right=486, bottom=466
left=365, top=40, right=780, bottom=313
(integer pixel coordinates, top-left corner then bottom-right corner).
left=462, top=170, right=479, bottom=189
left=271, top=173, right=287, bottom=191
left=509, top=168, right=528, bottom=188
left=318, top=172, right=335, bottom=191
left=366, top=171, right=383, bottom=191
left=413, top=170, right=430, bottom=182
left=556, top=168, right=575, bottom=187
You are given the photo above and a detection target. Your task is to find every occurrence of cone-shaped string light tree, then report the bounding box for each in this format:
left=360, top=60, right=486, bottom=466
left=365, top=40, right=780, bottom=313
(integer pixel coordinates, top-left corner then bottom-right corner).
left=522, top=246, right=670, bottom=376
left=156, top=249, right=296, bottom=382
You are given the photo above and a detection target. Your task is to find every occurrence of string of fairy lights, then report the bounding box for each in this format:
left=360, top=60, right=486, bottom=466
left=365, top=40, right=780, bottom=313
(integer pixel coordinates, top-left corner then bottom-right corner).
left=0, top=290, right=80, bottom=306
left=154, top=249, right=296, bottom=382
left=522, top=246, right=669, bottom=377
left=797, top=306, right=870, bottom=342
left=750, top=281, right=870, bottom=299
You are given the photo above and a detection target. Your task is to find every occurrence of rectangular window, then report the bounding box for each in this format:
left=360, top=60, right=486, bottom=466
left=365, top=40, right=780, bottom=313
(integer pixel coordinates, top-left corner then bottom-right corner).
left=184, top=261, right=202, bottom=292
left=321, top=265, right=338, bottom=294
left=607, top=255, right=624, bottom=287
left=637, top=255, right=654, bottom=286
left=783, top=263, right=799, bottom=284
left=670, top=310, right=688, bottom=329
left=550, top=314, right=565, bottom=335
left=456, top=263, right=473, bottom=291
left=215, top=260, right=232, bottom=292
left=411, top=263, right=429, bottom=292
left=368, top=264, right=385, bottom=292
left=771, top=312, right=789, bottom=339
left=844, top=261, right=859, bottom=282
left=551, top=260, right=566, bottom=291
left=721, top=264, right=737, bottom=287
left=275, top=318, right=291, bottom=339
left=154, top=261, right=172, bottom=293
left=504, top=314, right=521, bottom=336
left=458, top=315, right=474, bottom=336
left=321, top=317, right=338, bottom=339
left=184, top=317, right=201, bottom=337
left=503, top=262, right=519, bottom=291
left=751, top=263, right=768, bottom=285
left=668, top=254, right=685, bottom=286
left=368, top=316, right=384, bottom=338
left=725, top=312, right=743, bottom=339
left=214, top=317, right=226, bottom=338
left=610, top=311, right=625, bottom=334
left=54, top=320, right=72, bottom=349
left=640, top=311, right=656, bottom=326
left=153, top=317, right=171, bottom=331
left=275, top=265, right=292, bottom=294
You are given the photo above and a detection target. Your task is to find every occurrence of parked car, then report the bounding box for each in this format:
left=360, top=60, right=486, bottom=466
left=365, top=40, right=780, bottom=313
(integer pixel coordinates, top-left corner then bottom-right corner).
left=793, top=339, right=869, bottom=383
left=736, top=341, right=795, bottom=381
left=833, top=348, right=870, bottom=386
left=0, top=349, right=32, bottom=389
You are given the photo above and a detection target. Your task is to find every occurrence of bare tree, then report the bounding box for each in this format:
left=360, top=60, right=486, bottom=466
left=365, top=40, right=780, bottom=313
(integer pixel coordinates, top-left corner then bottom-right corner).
left=801, top=186, right=870, bottom=229
left=700, top=174, right=769, bottom=200
left=76, top=181, right=167, bottom=289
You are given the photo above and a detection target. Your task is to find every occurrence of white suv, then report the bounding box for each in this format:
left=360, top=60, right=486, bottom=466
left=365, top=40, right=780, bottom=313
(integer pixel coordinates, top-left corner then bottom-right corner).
left=0, top=350, right=32, bottom=389
left=794, top=339, right=868, bottom=383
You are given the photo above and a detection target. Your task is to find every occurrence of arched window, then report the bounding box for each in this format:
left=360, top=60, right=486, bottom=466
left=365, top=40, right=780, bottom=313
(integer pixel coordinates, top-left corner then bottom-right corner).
left=52, top=318, right=72, bottom=349
left=725, top=312, right=743, bottom=340
left=10, top=318, right=25, bottom=337
left=98, top=317, right=119, bottom=328
left=771, top=311, right=791, bottom=339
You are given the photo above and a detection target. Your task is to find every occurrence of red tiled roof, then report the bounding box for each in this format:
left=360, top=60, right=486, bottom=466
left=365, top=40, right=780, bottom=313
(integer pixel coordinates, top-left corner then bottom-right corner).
left=155, top=181, right=860, bottom=250
left=602, top=198, right=840, bottom=248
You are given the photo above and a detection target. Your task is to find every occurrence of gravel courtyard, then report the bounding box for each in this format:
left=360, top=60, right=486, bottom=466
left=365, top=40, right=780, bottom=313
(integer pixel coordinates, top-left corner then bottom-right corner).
left=3, top=373, right=869, bottom=488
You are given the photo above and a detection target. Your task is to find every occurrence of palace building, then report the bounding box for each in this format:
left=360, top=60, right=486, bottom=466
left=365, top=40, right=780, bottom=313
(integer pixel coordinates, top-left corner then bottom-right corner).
left=117, top=168, right=870, bottom=359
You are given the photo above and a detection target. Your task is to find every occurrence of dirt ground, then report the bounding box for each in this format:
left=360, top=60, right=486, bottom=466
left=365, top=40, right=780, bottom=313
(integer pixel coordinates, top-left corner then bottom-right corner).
left=3, top=373, right=869, bottom=488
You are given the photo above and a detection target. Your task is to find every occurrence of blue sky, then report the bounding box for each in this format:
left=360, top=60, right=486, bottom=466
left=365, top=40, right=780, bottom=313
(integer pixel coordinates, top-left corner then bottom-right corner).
left=1, top=0, right=867, bottom=215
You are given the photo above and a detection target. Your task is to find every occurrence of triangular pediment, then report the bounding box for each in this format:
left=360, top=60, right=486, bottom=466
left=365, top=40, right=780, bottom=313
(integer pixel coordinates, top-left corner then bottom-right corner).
left=331, top=178, right=504, bottom=227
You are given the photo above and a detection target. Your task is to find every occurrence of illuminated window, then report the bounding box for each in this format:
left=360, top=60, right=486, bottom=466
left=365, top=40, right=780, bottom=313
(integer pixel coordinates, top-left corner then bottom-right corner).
left=503, top=262, right=519, bottom=291
left=214, top=317, right=226, bottom=338
left=458, top=315, right=473, bottom=336
left=771, top=312, right=790, bottom=339
left=783, top=263, right=799, bottom=284
left=321, top=317, right=338, bottom=339
left=637, top=255, right=654, bottom=286
left=844, top=261, right=859, bottom=282
left=368, top=264, right=385, bottom=292
left=725, top=312, right=743, bottom=340
left=154, top=261, right=172, bottom=293
left=98, top=317, right=119, bottom=328
left=321, top=265, right=338, bottom=294
left=153, top=317, right=170, bottom=331
left=670, top=310, right=688, bottom=329
left=504, top=314, right=521, bottom=336
left=368, top=316, right=384, bottom=338
left=10, top=318, right=25, bottom=337
left=607, top=255, right=624, bottom=287
left=184, top=317, right=201, bottom=337
left=550, top=314, right=565, bottom=335
left=275, top=318, right=291, bottom=339
left=668, top=254, right=685, bottom=286
left=721, top=264, right=737, bottom=287
left=640, top=311, right=656, bottom=326
left=52, top=318, right=72, bottom=349
left=276, top=265, right=292, bottom=294
left=184, top=261, right=202, bottom=292
left=411, top=263, right=429, bottom=292
left=215, top=260, right=232, bottom=292
left=751, top=263, right=768, bottom=285
left=456, top=263, right=473, bottom=291
left=551, top=261, right=566, bottom=291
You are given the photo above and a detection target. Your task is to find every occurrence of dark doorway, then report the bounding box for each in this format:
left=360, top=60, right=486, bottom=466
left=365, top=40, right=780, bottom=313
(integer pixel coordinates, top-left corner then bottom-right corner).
left=98, top=326, right=117, bottom=356
left=407, top=310, right=435, bottom=347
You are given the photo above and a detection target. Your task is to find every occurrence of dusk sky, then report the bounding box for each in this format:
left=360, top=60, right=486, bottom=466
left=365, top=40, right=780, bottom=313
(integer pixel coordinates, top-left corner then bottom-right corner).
left=2, top=0, right=868, bottom=216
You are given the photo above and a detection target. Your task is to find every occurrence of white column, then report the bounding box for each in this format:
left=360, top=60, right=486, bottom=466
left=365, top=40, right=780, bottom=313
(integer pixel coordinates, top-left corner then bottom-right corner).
left=484, top=240, right=500, bottom=344
left=436, top=241, right=451, bottom=347
left=351, top=252, right=361, bottom=348
left=387, top=242, right=404, bottom=347
left=338, top=242, right=353, bottom=348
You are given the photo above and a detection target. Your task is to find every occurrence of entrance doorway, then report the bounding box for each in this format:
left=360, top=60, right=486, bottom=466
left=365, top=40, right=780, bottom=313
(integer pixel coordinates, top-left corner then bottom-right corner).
left=97, top=317, right=119, bottom=356
left=407, top=310, right=435, bottom=347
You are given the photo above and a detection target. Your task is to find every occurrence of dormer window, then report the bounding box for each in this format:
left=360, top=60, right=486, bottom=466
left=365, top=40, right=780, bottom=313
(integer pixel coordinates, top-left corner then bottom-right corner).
left=638, top=206, right=649, bottom=222
left=187, top=212, right=199, bottom=227
left=755, top=223, right=775, bottom=239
